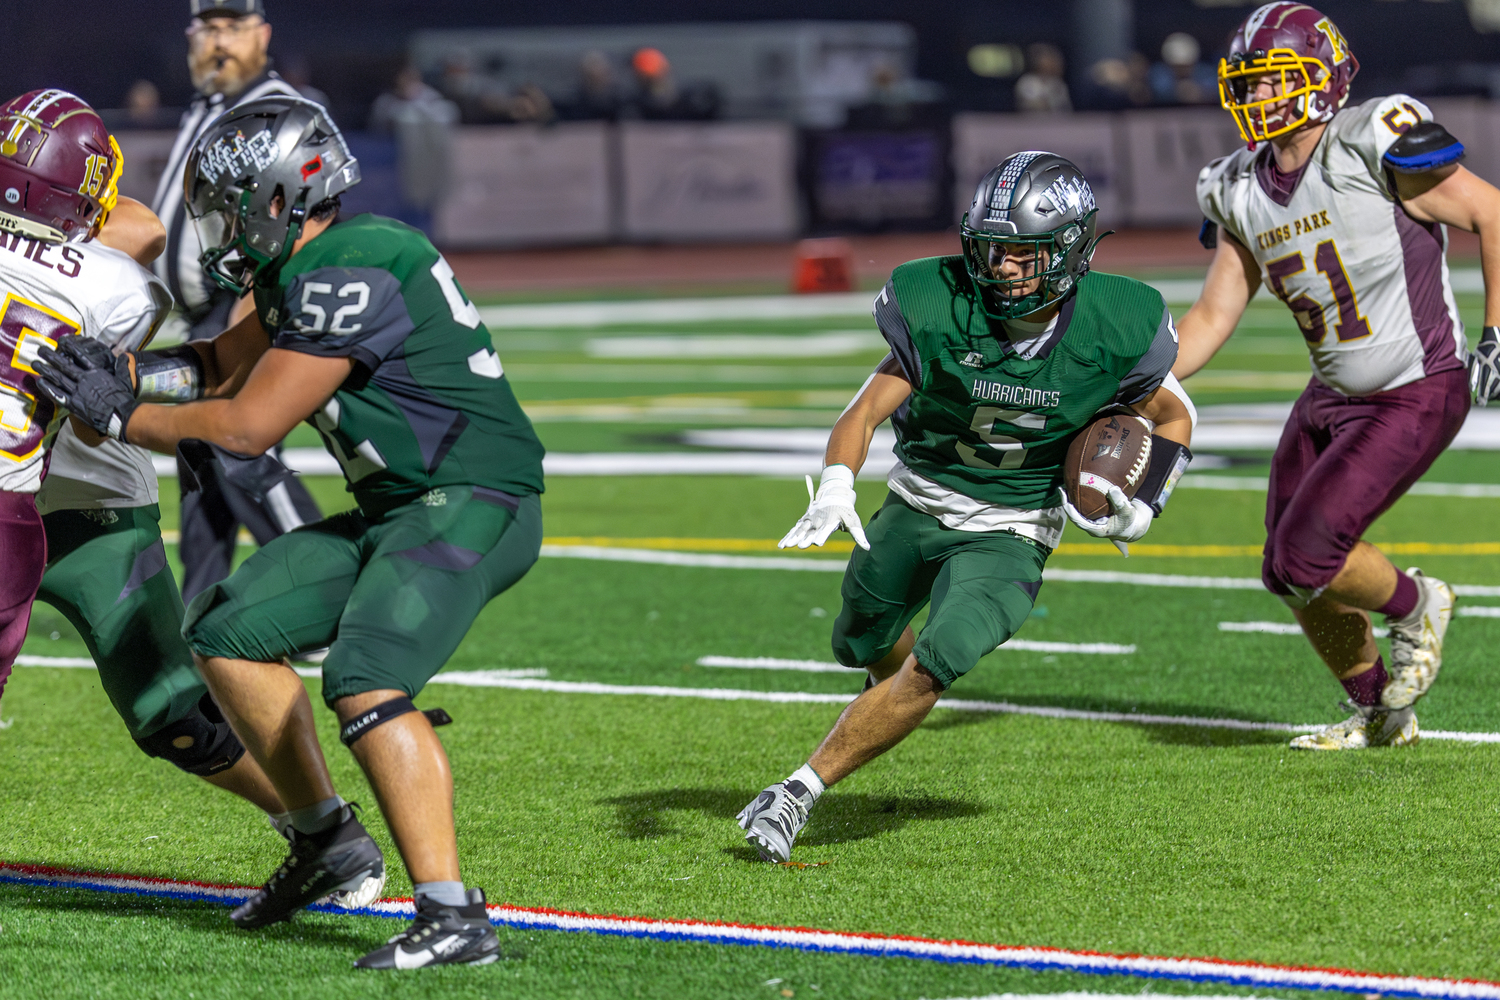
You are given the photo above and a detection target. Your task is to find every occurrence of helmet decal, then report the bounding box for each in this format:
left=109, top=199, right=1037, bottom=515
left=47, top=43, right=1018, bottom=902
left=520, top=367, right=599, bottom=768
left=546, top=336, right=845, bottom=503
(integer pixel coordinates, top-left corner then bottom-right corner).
left=1044, top=175, right=1096, bottom=216
left=200, top=129, right=280, bottom=182
left=1314, top=17, right=1349, bottom=65
left=986, top=150, right=1045, bottom=222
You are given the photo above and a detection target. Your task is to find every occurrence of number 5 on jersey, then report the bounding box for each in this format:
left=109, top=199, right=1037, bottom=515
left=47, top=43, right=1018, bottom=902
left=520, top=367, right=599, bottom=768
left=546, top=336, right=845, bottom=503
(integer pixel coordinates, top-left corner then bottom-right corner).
left=0, top=294, right=79, bottom=462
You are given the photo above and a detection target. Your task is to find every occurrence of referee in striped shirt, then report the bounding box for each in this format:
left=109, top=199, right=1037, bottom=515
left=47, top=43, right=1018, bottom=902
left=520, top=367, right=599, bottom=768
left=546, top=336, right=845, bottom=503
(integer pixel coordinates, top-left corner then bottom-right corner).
left=151, top=0, right=322, bottom=601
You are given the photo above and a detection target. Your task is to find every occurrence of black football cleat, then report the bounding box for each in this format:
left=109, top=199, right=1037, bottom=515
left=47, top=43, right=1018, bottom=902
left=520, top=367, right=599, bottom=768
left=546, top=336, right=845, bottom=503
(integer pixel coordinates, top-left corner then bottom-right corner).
left=231, top=804, right=384, bottom=929
left=354, top=888, right=500, bottom=970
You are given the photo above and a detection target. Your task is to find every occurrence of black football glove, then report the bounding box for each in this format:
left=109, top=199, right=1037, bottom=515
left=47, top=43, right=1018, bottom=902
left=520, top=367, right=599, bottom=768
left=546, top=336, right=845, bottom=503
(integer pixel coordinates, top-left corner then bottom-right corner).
left=34, top=336, right=139, bottom=441
left=1470, top=326, right=1500, bottom=408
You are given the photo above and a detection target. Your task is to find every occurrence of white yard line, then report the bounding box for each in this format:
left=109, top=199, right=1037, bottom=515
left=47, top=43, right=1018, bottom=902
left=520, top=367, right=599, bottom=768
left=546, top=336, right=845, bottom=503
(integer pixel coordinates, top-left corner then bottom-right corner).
left=1219, top=621, right=1391, bottom=638
left=423, top=671, right=1500, bottom=742
left=696, top=656, right=853, bottom=673
left=15, top=655, right=97, bottom=668
left=696, top=643, right=1133, bottom=671
left=479, top=293, right=876, bottom=328
left=586, top=332, right=885, bottom=358
left=536, top=545, right=1500, bottom=597
left=474, top=273, right=1481, bottom=328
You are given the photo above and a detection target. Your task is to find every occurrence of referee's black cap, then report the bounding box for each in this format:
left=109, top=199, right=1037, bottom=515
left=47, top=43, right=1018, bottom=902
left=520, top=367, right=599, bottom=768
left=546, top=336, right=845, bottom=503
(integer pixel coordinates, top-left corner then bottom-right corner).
left=190, top=0, right=266, bottom=17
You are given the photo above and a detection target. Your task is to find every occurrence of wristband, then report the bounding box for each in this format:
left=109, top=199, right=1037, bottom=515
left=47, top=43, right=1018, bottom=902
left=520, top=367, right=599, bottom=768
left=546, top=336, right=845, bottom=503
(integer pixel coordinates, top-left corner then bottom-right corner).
left=1138, top=437, right=1192, bottom=515
left=135, top=344, right=205, bottom=402
left=819, top=464, right=855, bottom=491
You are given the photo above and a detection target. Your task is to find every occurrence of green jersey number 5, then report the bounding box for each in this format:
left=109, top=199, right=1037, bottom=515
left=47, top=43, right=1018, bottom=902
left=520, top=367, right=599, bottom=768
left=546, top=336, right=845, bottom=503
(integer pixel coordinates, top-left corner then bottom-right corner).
left=957, top=407, right=1046, bottom=470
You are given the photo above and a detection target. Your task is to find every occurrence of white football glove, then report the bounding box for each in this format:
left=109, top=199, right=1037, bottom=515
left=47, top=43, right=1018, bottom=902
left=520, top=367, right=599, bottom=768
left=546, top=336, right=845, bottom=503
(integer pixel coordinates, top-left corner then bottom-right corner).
left=779, top=464, right=870, bottom=550
left=1061, top=482, right=1153, bottom=557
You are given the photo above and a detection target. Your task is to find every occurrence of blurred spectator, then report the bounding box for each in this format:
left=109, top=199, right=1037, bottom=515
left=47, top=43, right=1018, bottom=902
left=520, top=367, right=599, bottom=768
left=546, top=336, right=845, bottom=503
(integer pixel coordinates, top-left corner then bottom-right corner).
left=625, top=47, right=720, bottom=120
left=125, top=79, right=162, bottom=125
left=1088, top=52, right=1153, bottom=109
left=279, top=51, right=330, bottom=107
left=506, top=83, right=555, bottom=124
left=846, top=60, right=946, bottom=128
left=1016, top=43, right=1072, bottom=113
left=438, top=49, right=555, bottom=124
left=558, top=49, right=625, bottom=121
left=1150, top=33, right=1218, bottom=105
left=370, top=64, right=458, bottom=134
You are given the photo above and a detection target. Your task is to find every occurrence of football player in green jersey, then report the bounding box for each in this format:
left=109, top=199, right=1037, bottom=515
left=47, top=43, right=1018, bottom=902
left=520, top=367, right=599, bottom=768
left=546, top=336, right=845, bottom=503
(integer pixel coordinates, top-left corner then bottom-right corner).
left=36, top=98, right=542, bottom=969
left=737, top=153, right=1197, bottom=863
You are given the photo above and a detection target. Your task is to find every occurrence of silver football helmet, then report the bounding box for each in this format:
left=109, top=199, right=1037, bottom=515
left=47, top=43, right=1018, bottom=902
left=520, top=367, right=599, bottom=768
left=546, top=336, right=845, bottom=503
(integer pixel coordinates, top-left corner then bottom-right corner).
left=184, top=96, right=361, bottom=294
left=960, top=151, right=1106, bottom=320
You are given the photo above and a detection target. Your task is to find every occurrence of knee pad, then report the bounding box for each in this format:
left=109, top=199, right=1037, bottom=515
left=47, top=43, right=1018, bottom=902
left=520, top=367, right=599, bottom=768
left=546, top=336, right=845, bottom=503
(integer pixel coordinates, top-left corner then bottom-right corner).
left=134, top=694, right=245, bottom=777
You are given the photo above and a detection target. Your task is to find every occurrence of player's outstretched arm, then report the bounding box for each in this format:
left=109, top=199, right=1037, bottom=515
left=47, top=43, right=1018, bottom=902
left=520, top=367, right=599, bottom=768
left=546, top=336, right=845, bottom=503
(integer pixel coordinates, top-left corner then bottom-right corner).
left=125, top=349, right=353, bottom=457
left=1172, top=233, right=1260, bottom=380
left=1395, top=164, right=1500, bottom=403
left=779, top=356, right=911, bottom=551
left=94, top=196, right=166, bottom=267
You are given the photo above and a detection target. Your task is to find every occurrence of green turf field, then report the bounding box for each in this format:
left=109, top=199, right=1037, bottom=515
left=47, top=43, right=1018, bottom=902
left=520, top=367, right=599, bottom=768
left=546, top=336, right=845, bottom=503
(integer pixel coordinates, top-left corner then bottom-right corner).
left=3, top=280, right=1499, bottom=998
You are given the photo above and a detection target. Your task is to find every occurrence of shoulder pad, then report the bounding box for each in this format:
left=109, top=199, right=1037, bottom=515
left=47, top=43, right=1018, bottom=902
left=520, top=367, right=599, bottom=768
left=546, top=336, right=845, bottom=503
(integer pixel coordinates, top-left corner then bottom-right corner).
left=1384, top=121, right=1465, bottom=174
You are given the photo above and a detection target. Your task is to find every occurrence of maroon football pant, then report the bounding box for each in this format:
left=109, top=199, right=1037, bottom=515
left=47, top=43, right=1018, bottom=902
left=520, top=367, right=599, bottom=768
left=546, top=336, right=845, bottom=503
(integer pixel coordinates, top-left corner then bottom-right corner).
left=0, top=490, right=46, bottom=704
left=1262, top=368, right=1469, bottom=600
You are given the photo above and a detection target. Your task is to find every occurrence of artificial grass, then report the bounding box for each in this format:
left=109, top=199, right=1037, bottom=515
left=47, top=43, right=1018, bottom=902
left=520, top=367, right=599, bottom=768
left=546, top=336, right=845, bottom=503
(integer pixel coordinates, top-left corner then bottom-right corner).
left=5, top=281, right=1499, bottom=994
left=7, top=477, right=1500, bottom=993
left=0, top=883, right=1323, bottom=1000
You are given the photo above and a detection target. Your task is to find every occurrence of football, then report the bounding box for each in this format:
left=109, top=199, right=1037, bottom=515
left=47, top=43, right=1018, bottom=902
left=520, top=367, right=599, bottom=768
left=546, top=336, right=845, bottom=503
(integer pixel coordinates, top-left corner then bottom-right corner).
left=1063, top=412, right=1153, bottom=519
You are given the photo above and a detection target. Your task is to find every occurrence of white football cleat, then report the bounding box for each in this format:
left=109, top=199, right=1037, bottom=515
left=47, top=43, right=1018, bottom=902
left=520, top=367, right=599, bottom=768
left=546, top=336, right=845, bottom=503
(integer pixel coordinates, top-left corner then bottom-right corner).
left=1382, top=568, right=1456, bottom=710
left=736, top=779, right=817, bottom=863
left=1289, top=703, right=1418, bottom=751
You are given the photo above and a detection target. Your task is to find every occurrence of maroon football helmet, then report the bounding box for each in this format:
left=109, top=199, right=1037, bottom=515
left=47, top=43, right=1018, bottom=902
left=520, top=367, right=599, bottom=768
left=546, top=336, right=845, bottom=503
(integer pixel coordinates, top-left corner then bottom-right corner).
left=0, top=89, right=122, bottom=244
left=1218, top=3, right=1359, bottom=144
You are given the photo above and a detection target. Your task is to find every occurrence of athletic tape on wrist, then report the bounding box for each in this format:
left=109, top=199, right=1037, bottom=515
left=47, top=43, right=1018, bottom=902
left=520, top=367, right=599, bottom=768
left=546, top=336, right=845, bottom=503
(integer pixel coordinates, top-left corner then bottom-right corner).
left=339, top=697, right=454, bottom=746
left=135, top=345, right=204, bottom=402
left=1138, top=437, right=1192, bottom=515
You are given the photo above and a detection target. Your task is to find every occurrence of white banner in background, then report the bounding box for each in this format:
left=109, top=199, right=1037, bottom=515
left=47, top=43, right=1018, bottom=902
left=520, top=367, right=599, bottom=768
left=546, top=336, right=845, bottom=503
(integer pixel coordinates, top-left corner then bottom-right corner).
left=433, top=122, right=612, bottom=248
left=1120, top=108, right=1245, bottom=226
left=112, top=130, right=178, bottom=206
left=951, top=112, right=1124, bottom=227
left=619, top=121, right=797, bottom=240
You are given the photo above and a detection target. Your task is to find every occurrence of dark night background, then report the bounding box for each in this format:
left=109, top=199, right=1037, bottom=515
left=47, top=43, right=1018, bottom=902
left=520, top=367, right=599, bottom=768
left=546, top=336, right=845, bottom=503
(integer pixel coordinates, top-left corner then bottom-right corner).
left=7, top=1, right=1499, bottom=128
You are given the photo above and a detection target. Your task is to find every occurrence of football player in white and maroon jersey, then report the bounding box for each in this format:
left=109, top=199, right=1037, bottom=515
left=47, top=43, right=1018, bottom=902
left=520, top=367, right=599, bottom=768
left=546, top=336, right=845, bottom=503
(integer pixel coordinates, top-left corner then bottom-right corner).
left=1175, top=3, right=1500, bottom=749
left=0, top=89, right=300, bottom=820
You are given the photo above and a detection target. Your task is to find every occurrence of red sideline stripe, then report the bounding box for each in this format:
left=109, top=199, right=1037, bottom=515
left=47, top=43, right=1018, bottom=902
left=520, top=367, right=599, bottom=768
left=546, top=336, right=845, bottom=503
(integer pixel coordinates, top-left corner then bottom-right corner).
left=5, top=861, right=1500, bottom=998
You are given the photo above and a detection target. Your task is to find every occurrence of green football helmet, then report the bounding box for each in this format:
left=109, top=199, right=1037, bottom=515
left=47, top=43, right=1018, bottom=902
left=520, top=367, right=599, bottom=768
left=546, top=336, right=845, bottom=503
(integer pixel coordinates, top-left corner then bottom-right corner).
left=960, top=151, right=1107, bottom=320
left=184, top=96, right=361, bottom=294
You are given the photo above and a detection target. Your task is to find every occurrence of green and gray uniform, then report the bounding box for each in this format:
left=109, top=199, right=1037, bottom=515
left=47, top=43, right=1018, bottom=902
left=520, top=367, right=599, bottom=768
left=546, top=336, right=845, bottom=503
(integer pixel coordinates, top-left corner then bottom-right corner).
left=836, top=256, right=1176, bottom=688
left=183, top=214, right=545, bottom=703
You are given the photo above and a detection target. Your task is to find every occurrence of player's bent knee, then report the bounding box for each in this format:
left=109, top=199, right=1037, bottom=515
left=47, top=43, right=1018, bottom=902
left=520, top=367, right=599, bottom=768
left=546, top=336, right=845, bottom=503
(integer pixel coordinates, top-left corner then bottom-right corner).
left=134, top=694, right=246, bottom=776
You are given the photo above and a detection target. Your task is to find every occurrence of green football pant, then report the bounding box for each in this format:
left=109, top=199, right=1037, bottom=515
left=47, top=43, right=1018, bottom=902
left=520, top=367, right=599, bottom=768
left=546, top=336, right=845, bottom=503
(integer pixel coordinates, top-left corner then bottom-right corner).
left=831, top=493, right=1047, bottom=690
left=38, top=506, right=206, bottom=740
left=183, top=487, right=542, bottom=705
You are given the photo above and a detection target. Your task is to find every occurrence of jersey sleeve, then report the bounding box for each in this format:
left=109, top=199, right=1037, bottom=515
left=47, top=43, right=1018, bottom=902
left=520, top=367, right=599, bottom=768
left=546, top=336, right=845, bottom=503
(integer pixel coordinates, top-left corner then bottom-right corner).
left=273, top=266, right=416, bottom=370
left=91, top=266, right=173, bottom=352
left=1112, top=300, right=1179, bottom=406
left=1196, top=154, right=1247, bottom=246
left=873, top=280, right=921, bottom=385
left=1334, top=94, right=1436, bottom=194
